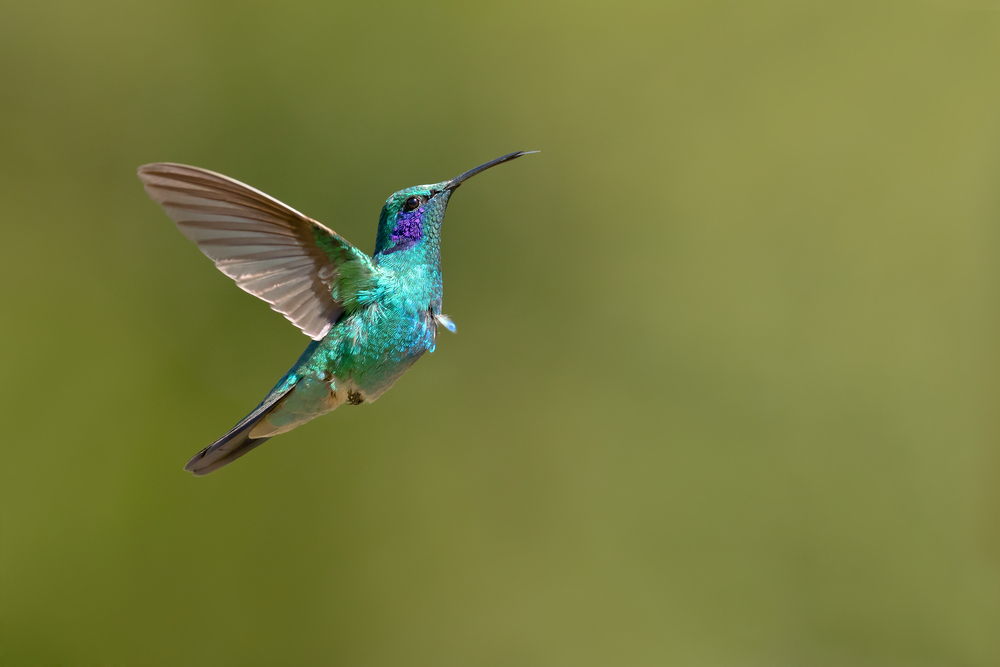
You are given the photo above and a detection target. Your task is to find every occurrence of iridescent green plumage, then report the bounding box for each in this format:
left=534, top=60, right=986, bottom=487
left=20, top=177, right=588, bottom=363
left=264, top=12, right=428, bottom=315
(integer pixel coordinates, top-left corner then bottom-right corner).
left=138, top=152, right=534, bottom=475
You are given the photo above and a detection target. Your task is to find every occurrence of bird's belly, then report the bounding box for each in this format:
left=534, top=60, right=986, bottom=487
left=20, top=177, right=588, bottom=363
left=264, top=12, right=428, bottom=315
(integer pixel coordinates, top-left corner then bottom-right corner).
left=323, top=308, right=435, bottom=402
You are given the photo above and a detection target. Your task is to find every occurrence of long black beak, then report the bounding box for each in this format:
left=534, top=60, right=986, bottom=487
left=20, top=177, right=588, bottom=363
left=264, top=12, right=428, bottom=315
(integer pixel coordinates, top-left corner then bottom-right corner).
left=444, top=151, right=538, bottom=191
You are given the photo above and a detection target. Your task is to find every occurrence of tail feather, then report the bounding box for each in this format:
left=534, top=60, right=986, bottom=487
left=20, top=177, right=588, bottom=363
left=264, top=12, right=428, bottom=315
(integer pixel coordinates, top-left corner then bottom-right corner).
left=184, top=434, right=272, bottom=476
left=184, top=384, right=294, bottom=476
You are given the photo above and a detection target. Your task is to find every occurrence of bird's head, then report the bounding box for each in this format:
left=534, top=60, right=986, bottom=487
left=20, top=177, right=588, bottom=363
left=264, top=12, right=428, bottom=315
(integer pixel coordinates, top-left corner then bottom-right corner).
left=373, top=151, right=536, bottom=258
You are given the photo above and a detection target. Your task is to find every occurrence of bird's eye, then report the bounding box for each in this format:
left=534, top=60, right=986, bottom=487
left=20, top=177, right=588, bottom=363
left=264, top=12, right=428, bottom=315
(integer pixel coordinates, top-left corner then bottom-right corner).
left=403, top=196, right=421, bottom=211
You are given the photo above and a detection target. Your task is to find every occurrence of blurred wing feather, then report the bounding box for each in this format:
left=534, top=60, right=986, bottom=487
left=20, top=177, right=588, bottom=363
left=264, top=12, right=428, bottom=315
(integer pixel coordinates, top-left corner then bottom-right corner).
left=138, top=163, right=374, bottom=339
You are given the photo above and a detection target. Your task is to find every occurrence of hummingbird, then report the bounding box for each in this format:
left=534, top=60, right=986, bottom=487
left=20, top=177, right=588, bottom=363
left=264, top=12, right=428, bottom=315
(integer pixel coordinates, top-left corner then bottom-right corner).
left=138, top=151, right=535, bottom=475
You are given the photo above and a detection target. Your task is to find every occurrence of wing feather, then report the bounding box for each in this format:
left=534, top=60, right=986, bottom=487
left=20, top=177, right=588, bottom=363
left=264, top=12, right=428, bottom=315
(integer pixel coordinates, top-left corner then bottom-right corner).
left=138, top=163, right=375, bottom=340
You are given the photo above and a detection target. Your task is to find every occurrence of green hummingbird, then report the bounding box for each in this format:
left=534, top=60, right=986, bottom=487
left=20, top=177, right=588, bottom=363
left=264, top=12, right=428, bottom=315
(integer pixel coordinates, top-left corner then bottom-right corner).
left=138, top=151, right=535, bottom=475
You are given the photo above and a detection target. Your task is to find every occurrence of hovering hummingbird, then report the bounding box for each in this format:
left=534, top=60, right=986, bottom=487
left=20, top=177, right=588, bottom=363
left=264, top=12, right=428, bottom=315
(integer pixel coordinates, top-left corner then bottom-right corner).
left=138, top=151, right=535, bottom=475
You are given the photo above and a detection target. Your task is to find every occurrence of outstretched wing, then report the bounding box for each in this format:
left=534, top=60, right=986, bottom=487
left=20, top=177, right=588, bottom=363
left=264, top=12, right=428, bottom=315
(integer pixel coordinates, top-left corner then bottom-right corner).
left=138, top=163, right=375, bottom=340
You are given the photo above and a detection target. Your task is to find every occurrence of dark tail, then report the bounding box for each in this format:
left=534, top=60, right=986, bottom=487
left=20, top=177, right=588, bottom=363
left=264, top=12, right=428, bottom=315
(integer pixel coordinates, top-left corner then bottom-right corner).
left=184, top=384, right=293, bottom=476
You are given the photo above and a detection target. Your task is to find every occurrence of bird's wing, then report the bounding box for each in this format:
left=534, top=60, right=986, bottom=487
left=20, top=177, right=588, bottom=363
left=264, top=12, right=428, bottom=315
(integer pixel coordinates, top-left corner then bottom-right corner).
left=138, top=163, right=376, bottom=340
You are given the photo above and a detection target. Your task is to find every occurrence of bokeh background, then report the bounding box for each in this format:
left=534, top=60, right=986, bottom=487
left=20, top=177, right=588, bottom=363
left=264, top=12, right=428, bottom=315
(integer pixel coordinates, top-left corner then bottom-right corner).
left=2, top=2, right=999, bottom=665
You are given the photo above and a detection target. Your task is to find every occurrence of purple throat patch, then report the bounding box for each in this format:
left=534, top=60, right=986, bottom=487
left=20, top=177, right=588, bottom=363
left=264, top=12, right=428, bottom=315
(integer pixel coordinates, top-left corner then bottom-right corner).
left=390, top=208, right=424, bottom=248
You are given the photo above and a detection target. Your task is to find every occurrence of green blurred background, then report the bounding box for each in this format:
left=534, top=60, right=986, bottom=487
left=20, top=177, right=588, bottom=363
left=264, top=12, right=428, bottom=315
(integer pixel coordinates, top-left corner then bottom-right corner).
left=2, top=2, right=999, bottom=665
